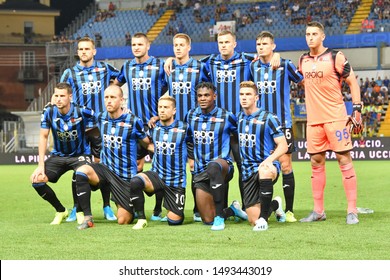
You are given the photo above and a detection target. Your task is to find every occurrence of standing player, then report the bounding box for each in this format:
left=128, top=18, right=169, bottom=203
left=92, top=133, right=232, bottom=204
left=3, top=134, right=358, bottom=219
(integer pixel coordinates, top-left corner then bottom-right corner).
left=298, top=21, right=362, bottom=224
left=250, top=31, right=303, bottom=222
left=60, top=36, right=119, bottom=221
left=162, top=33, right=209, bottom=222
left=166, top=31, right=280, bottom=211
left=74, top=85, right=151, bottom=229
left=237, top=81, right=288, bottom=231
left=185, top=82, right=247, bottom=231
left=30, top=83, right=95, bottom=225
left=130, top=95, right=190, bottom=229
left=114, top=32, right=167, bottom=221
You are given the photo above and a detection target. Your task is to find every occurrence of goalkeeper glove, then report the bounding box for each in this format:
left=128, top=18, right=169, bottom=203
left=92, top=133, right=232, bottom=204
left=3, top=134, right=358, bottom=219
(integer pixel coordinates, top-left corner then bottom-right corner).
left=346, top=103, right=364, bottom=135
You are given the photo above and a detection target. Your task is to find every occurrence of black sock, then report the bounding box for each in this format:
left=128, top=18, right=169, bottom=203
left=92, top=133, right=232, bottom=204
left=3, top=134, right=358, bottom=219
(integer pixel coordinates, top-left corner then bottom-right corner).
left=129, top=176, right=146, bottom=219
left=32, top=182, right=65, bottom=212
left=207, top=162, right=225, bottom=216
left=71, top=173, right=80, bottom=211
left=100, top=180, right=111, bottom=208
left=75, top=172, right=92, bottom=216
left=259, top=179, right=273, bottom=221
left=269, top=199, right=279, bottom=213
left=153, top=190, right=163, bottom=216
left=222, top=207, right=235, bottom=219
left=283, top=172, right=295, bottom=212
left=191, top=174, right=198, bottom=214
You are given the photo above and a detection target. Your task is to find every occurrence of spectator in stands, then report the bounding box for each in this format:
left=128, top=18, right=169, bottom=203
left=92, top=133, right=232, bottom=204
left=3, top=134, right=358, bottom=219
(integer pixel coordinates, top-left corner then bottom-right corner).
left=265, top=15, right=273, bottom=26
left=383, top=76, right=389, bottom=88
left=125, top=32, right=132, bottom=46
left=95, top=32, right=102, bottom=48
left=376, top=76, right=383, bottom=86
left=108, top=1, right=115, bottom=12
left=292, top=2, right=300, bottom=13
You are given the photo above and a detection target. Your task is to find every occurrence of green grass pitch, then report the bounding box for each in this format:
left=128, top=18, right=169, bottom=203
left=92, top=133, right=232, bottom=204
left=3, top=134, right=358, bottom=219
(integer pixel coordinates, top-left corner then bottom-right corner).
left=0, top=161, right=389, bottom=260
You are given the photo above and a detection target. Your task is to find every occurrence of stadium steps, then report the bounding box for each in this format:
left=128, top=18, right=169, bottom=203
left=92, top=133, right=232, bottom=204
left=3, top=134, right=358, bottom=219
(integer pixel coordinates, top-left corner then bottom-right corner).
left=377, top=103, right=390, bottom=136
left=346, top=0, right=373, bottom=34
left=147, top=9, right=175, bottom=43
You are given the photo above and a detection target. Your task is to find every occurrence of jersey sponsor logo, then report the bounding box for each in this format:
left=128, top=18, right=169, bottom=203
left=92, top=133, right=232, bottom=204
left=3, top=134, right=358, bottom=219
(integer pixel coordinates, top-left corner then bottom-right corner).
left=305, top=71, right=324, bottom=85
left=186, top=68, right=199, bottom=73
left=172, top=81, right=191, bottom=95
left=81, top=80, right=102, bottom=95
left=210, top=117, right=224, bottom=123
left=231, top=59, right=243, bottom=64
left=93, top=67, right=106, bottom=72
left=216, top=69, right=236, bottom=83
left=257, top=80, right=276, bottom=94
left=103, top=133, right=123, bottom=148
left=155, top=140, right=176, bottom=155
left=239, top=132, right=256, bottom=148
left=145, top=65, right=159, bottom=70
left=172, top=128, right=186, bottom=133
left=305, top=71, right=324, bottom=78
left=118, top=122, right=133, bottom=128
left=131, top=77, right=152, bottom=90
left=57, top=130, right=79, bottom=142
left=194, top=130, right=214, bottom=144
left=70, top=117, right=83, bottom=124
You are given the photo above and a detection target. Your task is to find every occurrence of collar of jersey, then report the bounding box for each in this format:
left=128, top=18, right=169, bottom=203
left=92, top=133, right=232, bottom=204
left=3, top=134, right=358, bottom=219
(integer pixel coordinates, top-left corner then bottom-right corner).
left=76, top=61, right=98, bottom=70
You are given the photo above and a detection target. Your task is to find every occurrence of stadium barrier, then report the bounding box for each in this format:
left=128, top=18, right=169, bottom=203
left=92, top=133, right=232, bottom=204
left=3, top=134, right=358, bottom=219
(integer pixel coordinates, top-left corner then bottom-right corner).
left=1, top=138, right=389, bottom=165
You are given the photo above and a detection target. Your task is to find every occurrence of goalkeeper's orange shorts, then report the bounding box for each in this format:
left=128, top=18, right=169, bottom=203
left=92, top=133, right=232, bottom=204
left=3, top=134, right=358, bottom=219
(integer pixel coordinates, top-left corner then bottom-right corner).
left=307, top=120, right=353, bottom=154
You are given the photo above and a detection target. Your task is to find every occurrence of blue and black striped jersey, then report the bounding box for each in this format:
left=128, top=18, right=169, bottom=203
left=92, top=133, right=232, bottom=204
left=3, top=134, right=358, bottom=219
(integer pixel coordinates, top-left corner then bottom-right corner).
left=237, top=109, right=284, bottom=180
left=165, top=58, right=209, bottom=120
left=97, top=111, right=147, bottom=181
left=185, top=106, right=237, bottom=175
left=251, top=58, right=303, bottom=128
left=201, top=52, right=254, bottom=114
left=117, top=56, right=166, bottom=123
left=60, top=61, right=120, bottom=113
left=41, top=103, right=96, bottom=156
left=149, top=120, right=190, bottom=188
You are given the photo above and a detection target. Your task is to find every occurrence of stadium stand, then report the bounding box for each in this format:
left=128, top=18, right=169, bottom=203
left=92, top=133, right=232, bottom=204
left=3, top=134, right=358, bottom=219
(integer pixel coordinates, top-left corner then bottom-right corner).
left=70, top=0, right=360, bottom=47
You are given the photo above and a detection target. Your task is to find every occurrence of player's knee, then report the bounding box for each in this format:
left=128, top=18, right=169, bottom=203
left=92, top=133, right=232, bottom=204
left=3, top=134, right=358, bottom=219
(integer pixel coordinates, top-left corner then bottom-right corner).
left=130, top=176, right=145, bottom=192
left=258, top=166, right=276, bottom=180
left=32, top=182, right=46, bottom=188
left=75, top=171, right=89, bottom=184
left=167, top=217, right=184, bottom=226
left=281, top=162, right=292, bottom=174
left=206, top=161, right=222, bottom=178
left=117, top=212, right=134, bottom=225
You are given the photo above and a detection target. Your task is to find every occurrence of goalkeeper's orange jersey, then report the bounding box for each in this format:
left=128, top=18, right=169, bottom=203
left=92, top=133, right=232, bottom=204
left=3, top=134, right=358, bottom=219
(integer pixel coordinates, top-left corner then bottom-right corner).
left=298, top=48, right=353, bottom=125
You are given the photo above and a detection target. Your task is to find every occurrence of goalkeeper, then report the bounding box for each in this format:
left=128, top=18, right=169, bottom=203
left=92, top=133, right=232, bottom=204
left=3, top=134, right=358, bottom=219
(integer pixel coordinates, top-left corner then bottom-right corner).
left=297, top=21, right=362, bottom=225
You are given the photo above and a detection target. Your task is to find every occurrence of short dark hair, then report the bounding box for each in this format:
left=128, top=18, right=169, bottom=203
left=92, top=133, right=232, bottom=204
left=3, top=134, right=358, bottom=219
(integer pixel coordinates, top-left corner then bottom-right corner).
left=256, top=31, right=274, bottom=42
left=307, top=21, right=325, bottom=33
left=195, top=82, right=216, bottom=93
left=132, top=32, right=149, bottom=43
left=55, top=82, right=72, bottom=94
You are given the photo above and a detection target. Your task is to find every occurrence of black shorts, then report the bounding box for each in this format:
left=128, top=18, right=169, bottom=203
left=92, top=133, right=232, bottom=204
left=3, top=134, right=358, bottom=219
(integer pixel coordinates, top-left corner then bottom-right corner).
left=87, top=134, right=102, bottom=159
left=137, top=142, right=150, bottom=160
left=193, top=164, right=234, bottom=194
left=283, top=127, right=295, bottom=154
left=45, top=155, right=92, bottom=183
left=144, top=171, right=185, bottom=217
left=137, top=125, right=151, bottom=160
left=90, top=163, right=133, bottom=213
left=187, top=141, right=194, bottom=160
left=243, top=171, right=280, bottom=208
